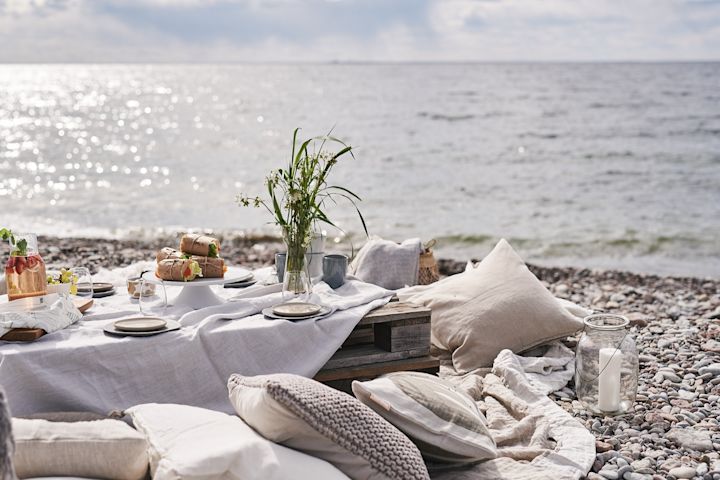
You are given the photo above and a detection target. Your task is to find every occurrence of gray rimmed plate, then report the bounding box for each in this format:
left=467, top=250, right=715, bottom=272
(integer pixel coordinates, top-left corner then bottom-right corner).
left=262, top=305, right=332, bottom=322
left=114, top=317, right=167, bottom=332
left=272, top=302, right=322, bottom=317
left=104, top=318, right=180, bottom=337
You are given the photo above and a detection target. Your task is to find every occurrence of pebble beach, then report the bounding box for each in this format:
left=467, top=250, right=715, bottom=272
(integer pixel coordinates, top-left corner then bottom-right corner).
left=26, top=236, right=720, bottom=479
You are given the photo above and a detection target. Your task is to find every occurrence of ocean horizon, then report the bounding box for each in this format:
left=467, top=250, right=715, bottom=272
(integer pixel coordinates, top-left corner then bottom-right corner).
left=1, top=62, right=719, bottom=278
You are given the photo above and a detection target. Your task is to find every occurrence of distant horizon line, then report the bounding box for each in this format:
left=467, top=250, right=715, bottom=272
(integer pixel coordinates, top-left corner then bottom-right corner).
left=1, top=59, right=719, bottom=66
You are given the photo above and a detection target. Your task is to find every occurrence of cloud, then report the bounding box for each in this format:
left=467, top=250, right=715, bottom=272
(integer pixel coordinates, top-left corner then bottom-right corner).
left=0, top=0, right=718, bottom=62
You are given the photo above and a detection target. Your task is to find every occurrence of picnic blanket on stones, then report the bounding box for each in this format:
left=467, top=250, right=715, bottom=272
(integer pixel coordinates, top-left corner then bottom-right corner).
left=429, top=343, right=595, bottom=480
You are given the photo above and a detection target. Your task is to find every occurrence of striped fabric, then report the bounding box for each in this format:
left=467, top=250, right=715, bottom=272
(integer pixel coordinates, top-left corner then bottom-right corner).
left=353, top=372, right=497, bottom=464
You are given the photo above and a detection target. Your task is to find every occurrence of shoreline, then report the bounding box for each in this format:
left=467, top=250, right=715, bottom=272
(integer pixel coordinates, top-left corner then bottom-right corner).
left=25, top=234, right=719, bottom=284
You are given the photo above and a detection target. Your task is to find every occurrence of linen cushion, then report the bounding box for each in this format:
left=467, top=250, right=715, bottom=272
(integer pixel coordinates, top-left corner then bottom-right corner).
left=12, top=418, right=148, bottom=480
left=228, top=373, right=430, bottom=480
left=352, top=372, right=496, bottom=464
left=399, top=238, right=584, bottom=373
left=125, top=403, right=348, bottom=480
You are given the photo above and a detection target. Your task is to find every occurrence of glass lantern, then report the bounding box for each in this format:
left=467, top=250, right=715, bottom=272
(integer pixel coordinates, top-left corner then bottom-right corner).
left=575, top=314, right=639, bottom=415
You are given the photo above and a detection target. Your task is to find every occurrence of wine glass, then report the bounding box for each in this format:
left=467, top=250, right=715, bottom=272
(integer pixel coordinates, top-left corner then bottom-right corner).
left=70, top=267, right=93, bottom=299
left=138, top=277, right=167, bottom=317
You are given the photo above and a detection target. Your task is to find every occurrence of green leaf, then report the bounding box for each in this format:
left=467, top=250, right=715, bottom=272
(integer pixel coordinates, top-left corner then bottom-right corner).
left=328, top=185, right=362, bottom=201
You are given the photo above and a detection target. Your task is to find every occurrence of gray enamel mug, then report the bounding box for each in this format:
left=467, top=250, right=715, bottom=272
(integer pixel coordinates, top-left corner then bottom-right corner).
left=322, top=254, right=348, bottom=289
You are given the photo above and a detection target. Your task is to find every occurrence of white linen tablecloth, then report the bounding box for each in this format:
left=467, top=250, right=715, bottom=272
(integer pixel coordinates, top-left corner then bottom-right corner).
left=0, top=268, right=393, bottom=416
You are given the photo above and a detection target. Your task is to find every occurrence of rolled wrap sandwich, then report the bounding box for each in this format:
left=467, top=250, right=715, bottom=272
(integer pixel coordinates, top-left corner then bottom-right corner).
left=192, top=256, right=226, bottom=278
left=180, top=234, right=220, bottom=258
left=156, top=247, right=182, bottom=263
left=156, top=258, right=203, bottom=282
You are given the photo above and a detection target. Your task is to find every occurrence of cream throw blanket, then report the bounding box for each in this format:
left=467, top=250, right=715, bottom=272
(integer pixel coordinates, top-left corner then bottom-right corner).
left=428, top=343, right=595, bottom=480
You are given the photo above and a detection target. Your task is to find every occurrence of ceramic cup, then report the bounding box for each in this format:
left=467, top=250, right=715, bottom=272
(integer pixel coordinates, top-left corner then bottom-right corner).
left=275, top=252, right=287, bottom=284
left=127, top=275, right=156, bottom=299
left=322, top=254, right=348, bottom=289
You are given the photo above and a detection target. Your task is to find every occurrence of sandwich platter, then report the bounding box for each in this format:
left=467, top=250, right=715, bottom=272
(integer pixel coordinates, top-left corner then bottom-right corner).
left=141, top=266, right=253, bottom=310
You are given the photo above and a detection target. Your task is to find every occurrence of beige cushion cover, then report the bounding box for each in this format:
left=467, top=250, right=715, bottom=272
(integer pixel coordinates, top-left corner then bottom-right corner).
left=228, top=373, right=430, bottom=480
left=126, top=403, right=347, bottom=480
left=352, top=372, right=497, bottom=464
left=399, top=239, right=584, bottom=373
left=12, top=418, right=148, bottom=480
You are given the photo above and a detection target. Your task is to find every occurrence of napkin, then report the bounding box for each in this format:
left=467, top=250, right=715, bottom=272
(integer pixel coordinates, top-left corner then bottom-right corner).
left=0, top=294, right=82, bottom=338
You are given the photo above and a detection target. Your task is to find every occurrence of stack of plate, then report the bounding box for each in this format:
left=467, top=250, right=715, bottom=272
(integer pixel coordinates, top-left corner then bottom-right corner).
left=92, top=283, right=115, bottom=298
left=223, top=274, right=257, bottom=289
left=262, top=302, right=332, bottom=321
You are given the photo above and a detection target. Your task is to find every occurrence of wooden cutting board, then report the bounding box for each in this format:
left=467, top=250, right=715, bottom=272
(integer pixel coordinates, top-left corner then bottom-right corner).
left=0, top=297, right=93, bottom=342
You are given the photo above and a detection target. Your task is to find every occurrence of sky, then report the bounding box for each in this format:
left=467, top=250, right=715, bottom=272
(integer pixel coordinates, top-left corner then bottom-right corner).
left=1, top=0, right=719, bottom=62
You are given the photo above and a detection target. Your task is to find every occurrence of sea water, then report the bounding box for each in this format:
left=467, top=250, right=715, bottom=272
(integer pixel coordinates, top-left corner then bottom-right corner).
left=0, top=63, right=718, bottom=277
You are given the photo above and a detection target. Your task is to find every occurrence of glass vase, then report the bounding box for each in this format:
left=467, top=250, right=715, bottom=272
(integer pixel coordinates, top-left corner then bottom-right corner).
left=575, top=314, right=639, bottom=416
left=283, top=235, right=312, bottom=299
left=5, top=233, right=48, bottom=301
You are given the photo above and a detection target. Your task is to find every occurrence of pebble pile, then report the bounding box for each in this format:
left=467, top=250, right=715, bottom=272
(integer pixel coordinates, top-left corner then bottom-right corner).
left=32, top=238, right=720, bottom=479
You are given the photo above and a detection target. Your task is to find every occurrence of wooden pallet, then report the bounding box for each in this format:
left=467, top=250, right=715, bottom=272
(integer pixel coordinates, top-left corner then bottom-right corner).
left=315, top=301, right=438, bottom=392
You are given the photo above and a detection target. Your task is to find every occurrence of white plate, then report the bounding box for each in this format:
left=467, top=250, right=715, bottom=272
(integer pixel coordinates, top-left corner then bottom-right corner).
left=262, top=305, right=332, bottom=321
left=273, top=302, right=322, bottom=317
left=114, top=317, right=167, bottom=332
left=104, top=319, right=181, bottom=337
left=141, top=266, right=253, bottom=287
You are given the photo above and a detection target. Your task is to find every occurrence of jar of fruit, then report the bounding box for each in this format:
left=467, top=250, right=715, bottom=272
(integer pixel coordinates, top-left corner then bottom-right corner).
left=4, top=232, right=48, bottom=301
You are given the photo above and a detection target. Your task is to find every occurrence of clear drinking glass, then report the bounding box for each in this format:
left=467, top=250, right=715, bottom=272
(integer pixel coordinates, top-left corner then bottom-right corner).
left=70, top=267, right=93, bottom=299
left=138, top=278, right=167, bottom=316
left=575, top=314, right=639, bottom=416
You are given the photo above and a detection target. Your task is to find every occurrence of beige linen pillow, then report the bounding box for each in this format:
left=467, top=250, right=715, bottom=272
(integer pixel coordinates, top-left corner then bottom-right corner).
left=352, top=372, right=496, bottom=464
left=228, top=373, right=430, bottom=480
left=399, top=239, right=584, bottom=373
left=126, top=403, right=347, bottom=480
left=12, top=418, right=148, bottom=480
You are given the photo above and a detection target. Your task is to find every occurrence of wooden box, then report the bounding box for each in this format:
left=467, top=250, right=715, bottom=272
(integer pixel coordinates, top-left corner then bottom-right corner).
left=315, top=301, right=438, bottom=392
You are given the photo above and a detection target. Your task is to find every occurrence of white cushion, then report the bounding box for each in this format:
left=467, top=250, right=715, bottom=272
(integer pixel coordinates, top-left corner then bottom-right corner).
left=352, top=372, right=497, bottom=464
left=399, top=238, right=584, bottom=373
left=12, top=418, right=148, bottom=480
left=125, top=403, right=348, bottom=480
left=228, top=373, right=431, bottom=480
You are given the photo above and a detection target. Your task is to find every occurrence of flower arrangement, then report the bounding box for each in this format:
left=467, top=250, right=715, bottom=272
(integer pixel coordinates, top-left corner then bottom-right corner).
left=238, top=128, right=367, bottom=294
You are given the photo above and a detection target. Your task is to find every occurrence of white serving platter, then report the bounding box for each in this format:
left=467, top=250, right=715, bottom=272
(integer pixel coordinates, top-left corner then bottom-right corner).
left=141, top=266, right=253, bottom=310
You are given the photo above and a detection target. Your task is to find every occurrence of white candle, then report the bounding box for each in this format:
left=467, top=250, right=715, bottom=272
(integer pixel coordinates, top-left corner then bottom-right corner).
left=598, top=348, right=622, bottom=412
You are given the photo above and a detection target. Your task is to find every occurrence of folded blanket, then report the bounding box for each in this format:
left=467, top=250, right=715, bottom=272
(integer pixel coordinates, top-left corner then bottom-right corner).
left=429, top=343, right=595, bottom=480
left=0, top=294, right=82, bottom=338
left=350, top=237, right=422, bottom=290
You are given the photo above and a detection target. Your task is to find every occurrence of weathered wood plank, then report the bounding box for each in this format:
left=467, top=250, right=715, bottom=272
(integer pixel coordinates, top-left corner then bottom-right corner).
left=315, top=355, right=440, bottom=382
left=357, top=302, right=430, bottom=326
left=322, top=344, right=431, bottom=370
left=374, top=322, right=431, bottom=352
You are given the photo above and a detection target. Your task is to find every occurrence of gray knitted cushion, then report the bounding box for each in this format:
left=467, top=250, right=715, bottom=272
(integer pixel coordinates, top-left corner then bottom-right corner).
left=0, top=386, right=17, bottom=480
left=228, top=373, right=430, bottom=480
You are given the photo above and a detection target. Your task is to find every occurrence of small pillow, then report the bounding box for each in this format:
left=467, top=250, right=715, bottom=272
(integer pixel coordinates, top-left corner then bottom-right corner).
left=12, top=418, right=148, bottom=480
left=399, top=239, right=584, bottom=373
left=352, top=372, right=496, bottom=464
left=126, top=403, right=347, bottom=480
left=228, top=373, right=430, bottom=480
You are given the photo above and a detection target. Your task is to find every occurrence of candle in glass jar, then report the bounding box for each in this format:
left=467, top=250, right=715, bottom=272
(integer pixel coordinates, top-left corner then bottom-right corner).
left=598, top=348, right=622, bottom=412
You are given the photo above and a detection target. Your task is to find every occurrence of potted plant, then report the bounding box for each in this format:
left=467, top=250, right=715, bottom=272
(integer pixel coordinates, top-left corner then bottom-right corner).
left=238, top=128, right=367, bottom=297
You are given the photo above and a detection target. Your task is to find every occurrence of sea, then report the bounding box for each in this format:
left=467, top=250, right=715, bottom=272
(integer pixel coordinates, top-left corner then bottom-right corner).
left=1, top=63, right=718, bottom=278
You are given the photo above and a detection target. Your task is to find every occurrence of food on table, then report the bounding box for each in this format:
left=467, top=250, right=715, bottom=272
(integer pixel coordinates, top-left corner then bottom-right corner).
left=156, top=258, right=203, bottom=282
left=156, top=247, right=182, bottom=263
left=191, top=256, right=227, bottom=278
left=180, top=234, right=220, bottom=258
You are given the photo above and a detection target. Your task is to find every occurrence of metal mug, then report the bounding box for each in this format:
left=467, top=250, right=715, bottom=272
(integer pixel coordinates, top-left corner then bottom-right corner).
left=322, top=254, right=348, bottom=289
